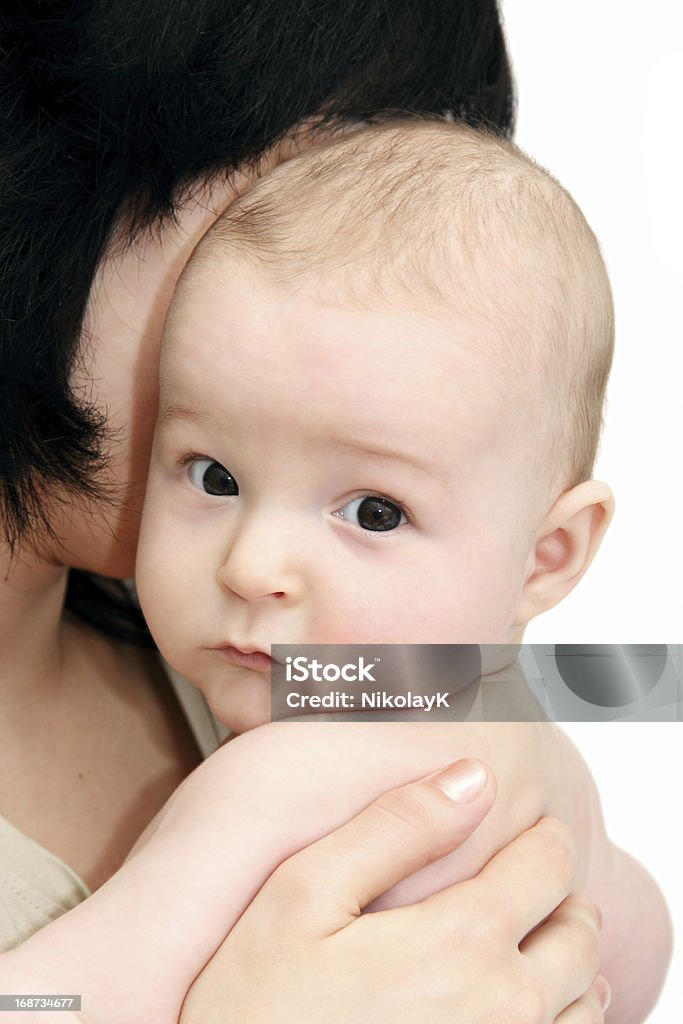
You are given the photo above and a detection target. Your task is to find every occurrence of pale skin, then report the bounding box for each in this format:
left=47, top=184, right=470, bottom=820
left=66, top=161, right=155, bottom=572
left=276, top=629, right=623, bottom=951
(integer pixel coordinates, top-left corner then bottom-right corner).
left=137, top=261, right=614, bottom=724
left=0, top=134, right=668, bottom=1022
left=132, top=251, right=668, bottom=1024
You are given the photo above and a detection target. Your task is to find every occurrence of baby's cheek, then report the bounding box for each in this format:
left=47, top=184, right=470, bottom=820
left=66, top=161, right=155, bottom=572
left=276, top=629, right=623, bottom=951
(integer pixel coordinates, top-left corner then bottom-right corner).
left=135, top=534, right=163, bottom=616
left=305, top=594, right=450, bottom=644
left=136, top=518, right=189, bottom=639
left=306, top=592, right=411, bottom=644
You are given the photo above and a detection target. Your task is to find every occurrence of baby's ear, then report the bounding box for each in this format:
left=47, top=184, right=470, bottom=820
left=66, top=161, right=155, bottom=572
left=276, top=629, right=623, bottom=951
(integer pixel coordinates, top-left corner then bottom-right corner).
left=514, top=481, right=614, bottom=626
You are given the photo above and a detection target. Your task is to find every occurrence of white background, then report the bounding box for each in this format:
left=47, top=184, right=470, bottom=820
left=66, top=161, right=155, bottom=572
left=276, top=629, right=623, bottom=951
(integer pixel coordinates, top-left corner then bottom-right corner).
left=501, top=2, right=681, bottom=1018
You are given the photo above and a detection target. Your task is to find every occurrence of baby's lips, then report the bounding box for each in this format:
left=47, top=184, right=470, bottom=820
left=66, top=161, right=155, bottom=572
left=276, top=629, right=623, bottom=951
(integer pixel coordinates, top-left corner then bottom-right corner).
left=216, top=644, right=273, bottom=672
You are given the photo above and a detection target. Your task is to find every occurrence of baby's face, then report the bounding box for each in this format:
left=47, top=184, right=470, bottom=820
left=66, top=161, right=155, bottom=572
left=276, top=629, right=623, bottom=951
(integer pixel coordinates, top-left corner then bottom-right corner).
left=136, top=263, right=541, bottom=732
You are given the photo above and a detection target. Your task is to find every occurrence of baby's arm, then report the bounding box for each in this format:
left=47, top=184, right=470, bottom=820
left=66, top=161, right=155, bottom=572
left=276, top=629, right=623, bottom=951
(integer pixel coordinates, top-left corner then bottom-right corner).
left=2, top=721, right=670, bottom=1024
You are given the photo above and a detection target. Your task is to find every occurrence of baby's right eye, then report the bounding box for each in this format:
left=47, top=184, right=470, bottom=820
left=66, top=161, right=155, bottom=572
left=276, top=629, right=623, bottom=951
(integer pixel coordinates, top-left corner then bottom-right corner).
left=187, top=458, right=239, bottom=497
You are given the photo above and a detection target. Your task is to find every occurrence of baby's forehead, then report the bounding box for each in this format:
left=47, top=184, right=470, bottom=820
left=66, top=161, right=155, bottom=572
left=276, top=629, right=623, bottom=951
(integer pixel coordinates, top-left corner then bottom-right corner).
left=173, top=229, right=559, bottom=458
left=168, top=251, right=539, bottom=467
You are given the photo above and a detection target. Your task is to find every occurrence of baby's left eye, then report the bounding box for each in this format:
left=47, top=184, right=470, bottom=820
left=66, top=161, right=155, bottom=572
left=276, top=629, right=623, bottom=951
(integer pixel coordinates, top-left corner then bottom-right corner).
left=335, top=496, right=407, bottom=532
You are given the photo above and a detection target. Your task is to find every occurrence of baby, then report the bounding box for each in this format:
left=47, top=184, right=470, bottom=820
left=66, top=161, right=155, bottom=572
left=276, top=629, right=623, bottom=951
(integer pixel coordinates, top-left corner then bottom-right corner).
left=136, top=119, right=617, bottom=731
left=3, top=120, right=671, bottom=1022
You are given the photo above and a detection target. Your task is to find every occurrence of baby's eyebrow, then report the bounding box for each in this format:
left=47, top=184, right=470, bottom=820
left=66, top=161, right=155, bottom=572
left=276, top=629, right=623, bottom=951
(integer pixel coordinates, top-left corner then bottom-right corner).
left=328, top=437, right=445, bottom=481
left=157, top=404, right=207, bottom=429
left=157, top=405, right=448, bottom=480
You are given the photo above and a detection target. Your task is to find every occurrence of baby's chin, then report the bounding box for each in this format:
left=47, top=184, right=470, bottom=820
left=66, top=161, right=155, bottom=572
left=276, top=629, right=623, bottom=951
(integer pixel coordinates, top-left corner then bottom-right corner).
left=202, top=665, right=273, bottom=735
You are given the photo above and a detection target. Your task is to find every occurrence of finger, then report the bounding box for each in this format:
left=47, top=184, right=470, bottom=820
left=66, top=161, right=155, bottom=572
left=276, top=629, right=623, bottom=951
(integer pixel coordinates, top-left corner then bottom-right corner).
left=521, top=896, right=601, bottom=1014
left=273, top=759, right=495, bottom=926
left=554, top=981, right=607, bottom=1024
left=439, top=816, right=577, bottom=942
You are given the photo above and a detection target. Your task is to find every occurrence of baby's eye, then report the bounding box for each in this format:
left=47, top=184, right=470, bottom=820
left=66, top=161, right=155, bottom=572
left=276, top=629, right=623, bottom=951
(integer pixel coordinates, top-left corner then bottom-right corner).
left=336, top=495, right=407, bottom=532
left=187, top=458, right=238, bottom=497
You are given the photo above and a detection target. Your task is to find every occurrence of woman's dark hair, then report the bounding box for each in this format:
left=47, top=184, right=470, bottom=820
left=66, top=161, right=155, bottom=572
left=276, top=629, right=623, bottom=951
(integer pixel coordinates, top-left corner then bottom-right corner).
left=1, top=0, right=514, bottom=638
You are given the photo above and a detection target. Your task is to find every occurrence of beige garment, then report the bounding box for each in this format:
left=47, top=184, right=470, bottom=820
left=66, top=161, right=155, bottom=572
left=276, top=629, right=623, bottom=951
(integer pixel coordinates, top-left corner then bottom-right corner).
left=0, top=662, right=225, bottom=953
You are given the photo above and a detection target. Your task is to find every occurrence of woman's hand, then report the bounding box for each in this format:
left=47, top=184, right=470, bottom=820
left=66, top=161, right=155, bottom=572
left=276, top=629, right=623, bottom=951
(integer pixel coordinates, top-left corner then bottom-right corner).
left=181, top=759, right=609, bottom=1024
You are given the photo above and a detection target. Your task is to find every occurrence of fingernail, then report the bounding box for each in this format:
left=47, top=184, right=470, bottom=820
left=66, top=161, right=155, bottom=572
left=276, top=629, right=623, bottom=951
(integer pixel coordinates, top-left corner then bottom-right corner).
left=594, top=975, right=612, bottom=1013
left=433, top=759, right=488, bottom=803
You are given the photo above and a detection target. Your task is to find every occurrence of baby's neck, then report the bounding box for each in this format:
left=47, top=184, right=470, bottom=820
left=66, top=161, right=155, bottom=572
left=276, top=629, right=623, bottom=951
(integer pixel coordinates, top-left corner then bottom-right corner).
left=480, top=652, right=547, bottom=722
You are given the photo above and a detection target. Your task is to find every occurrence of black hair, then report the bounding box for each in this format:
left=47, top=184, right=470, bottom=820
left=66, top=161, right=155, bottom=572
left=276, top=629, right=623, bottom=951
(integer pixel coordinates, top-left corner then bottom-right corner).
left=1, top=0, right=514, bottom=638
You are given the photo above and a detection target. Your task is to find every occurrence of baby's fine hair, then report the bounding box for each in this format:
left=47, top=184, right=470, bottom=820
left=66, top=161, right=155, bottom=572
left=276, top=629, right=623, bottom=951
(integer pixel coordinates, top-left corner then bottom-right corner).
left=195, top=118, right=614, bottom=494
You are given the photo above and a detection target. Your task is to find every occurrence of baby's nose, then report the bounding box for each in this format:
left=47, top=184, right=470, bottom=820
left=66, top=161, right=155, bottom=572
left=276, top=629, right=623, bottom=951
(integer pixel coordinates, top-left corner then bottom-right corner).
left=216, top=514, right=303, bottom=604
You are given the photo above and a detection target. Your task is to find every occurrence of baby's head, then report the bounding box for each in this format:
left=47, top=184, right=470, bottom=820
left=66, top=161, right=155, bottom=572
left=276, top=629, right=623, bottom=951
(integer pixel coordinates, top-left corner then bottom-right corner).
left=136, top=119, right=614, bottom=732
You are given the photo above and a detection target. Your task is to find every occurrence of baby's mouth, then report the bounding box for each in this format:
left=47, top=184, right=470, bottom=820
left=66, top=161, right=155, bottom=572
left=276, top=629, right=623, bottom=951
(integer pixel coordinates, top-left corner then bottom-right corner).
left=218, top=645, right=273, bottom=672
